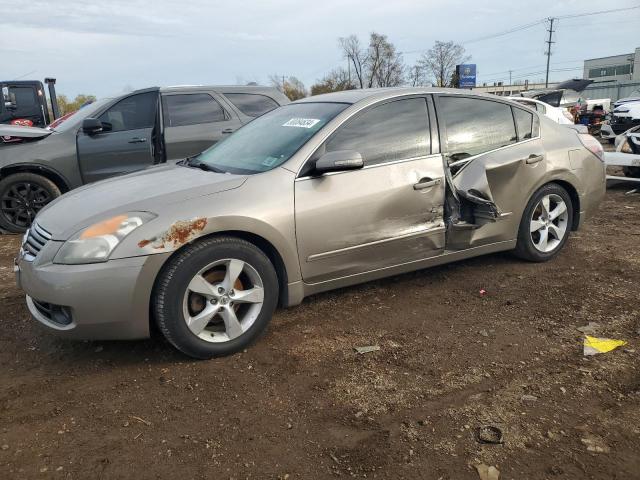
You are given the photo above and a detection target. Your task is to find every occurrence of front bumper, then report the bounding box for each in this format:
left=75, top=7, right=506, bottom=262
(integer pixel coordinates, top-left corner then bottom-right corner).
left=16, top=240, right=170, bottom=340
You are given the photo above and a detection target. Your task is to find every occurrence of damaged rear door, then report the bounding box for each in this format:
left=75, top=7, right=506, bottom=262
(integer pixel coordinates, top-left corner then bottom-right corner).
left=435, top=95, right=544, bottom=249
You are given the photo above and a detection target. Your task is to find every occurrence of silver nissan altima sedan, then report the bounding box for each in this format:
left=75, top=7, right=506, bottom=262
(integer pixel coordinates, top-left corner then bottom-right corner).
left=15, top=88, right=606, bottom=359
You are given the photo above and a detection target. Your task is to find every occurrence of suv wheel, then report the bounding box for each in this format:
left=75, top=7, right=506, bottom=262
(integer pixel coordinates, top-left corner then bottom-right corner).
left=514, top=183, right=573, bottom=262
left=0, top=173, right=61, bottom=233
left=153, top=236, right=279, bottom=359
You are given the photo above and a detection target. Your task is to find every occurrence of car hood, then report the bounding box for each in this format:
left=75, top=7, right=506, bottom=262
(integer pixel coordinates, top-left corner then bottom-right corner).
left=37, top=164, right=247, bottom=240
left=0, top=124, right=52, bottom=139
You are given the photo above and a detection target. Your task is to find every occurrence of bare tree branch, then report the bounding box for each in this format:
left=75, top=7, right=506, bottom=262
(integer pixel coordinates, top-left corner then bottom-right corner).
left=418, top=41, right=469, bottom=87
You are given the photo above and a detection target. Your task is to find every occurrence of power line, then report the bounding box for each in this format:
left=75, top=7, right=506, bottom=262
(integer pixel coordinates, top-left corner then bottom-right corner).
left=555, top=5, right=640, bottom=19
left=400, top=4, right=640, bottom=56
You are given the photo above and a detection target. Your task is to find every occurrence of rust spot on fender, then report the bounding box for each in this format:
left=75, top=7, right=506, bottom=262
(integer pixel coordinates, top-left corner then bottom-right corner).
left=138, top=218, right=208, bottom=250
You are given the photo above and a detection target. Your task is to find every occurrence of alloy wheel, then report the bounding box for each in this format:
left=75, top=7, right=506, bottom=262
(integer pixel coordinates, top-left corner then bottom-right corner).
left=529, top=193, right=569, bottom=253
left=182, top=258, right=265, bottom=343
left=1, top=182, right=51, bottom=229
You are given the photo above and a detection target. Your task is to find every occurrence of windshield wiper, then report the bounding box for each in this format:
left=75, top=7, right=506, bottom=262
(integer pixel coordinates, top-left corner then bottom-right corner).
left=182, top=156, right=226, bottom=173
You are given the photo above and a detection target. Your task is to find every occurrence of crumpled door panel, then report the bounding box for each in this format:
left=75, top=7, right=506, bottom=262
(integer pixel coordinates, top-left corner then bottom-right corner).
left=448, top=139, right=545, bottom=249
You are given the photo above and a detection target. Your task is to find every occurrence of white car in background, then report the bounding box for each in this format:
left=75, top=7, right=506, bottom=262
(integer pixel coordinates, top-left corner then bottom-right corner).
left=600, top=100, right=640, bottom=143
left=507, top=97, right=574, bottom=125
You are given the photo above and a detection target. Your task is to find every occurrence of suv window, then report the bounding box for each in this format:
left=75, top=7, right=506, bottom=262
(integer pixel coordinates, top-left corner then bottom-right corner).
left=439, top=96, right=517, bottom=161
left=223, top=93, right=279, bottom=117
left=162, top=93, right=227, bottom=127
left=99, top=92, right=157, bottom=132
left=325, top=98, right=430, bottom=166
left=513, top=107, right=536, bottom=141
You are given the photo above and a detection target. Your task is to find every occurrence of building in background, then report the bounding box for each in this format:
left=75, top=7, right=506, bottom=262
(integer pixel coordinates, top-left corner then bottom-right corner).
left=583, top=48, right=639, bottom=82
left=472, top=81, right=558, bottom=97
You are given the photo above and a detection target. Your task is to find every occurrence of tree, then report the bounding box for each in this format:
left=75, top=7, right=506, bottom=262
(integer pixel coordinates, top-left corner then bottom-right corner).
left=339, top=35, right=367, bottom=89
left=339, top=32, right=405, bottom=89
left=407, top=64, right=429, bottom=87
left=310, top=68, right=355, bottom=96
left=268, top=75, right=307, bottom=100
left=417, top=41, right=469, bottom=87
left=55, top=94, right=97, bottom=116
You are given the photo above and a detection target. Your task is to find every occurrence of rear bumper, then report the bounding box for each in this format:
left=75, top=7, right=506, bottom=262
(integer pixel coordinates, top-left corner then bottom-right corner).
left=16, top=245, right=170, bottom=340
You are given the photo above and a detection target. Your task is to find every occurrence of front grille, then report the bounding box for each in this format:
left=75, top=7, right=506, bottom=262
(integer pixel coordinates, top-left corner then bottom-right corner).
left=22, top=222, right=52, bottom=261
left=31, top=298, right=73, bottom=326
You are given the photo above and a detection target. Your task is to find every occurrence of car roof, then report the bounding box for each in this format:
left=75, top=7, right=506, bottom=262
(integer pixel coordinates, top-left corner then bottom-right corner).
left=157, top=85, right=283, bottom=95
left=292, top=87, right=503, bottom=105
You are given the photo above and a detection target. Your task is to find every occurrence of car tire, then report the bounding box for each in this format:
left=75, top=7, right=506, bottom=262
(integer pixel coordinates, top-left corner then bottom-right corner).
left=622, top=166, right=640, bottom=178
left=514, top=183, right=573, bottom=262
left=0, top=172, right=61, bottom=233
left=153, top=236, right=279, bottom=359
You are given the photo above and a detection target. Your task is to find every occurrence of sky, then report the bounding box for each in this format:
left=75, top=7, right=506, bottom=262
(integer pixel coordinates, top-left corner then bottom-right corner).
left=1, top=0, right=638, bottom=99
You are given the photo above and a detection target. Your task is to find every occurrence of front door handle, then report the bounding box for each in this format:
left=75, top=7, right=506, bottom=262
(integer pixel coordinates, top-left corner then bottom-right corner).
left=222, top=128, right=235, bottom=134
left=413, top=178, right=441, bottom=190
left=525, top=154, right=544, bottom=164
left=128, top=137, right=147, bottom=144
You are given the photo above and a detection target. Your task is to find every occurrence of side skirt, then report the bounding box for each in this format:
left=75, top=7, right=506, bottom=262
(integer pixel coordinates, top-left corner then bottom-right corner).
left=285, top=239, right=517, bottom=305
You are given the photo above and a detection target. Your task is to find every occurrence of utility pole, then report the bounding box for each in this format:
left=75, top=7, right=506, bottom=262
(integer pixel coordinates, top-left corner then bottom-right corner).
left=282, top=75, right=286, bottom=92
left=509, top=70, right=512, bottom=86
left=544, top=17, right=555, bottom=88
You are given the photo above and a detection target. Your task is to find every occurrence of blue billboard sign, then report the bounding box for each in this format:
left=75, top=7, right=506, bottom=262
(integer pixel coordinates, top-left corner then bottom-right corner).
left=457, top=64, right=476, bottom=88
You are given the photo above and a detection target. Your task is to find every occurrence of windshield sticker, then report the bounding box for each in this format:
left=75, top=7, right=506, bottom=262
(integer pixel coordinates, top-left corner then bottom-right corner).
left=261, top=156, right=278, bottom=167
left=282, top=118, right=320, bottom=128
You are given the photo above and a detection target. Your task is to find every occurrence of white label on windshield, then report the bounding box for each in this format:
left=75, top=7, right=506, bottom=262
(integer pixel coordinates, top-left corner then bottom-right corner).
left=282, top=118, right=320, bottom=128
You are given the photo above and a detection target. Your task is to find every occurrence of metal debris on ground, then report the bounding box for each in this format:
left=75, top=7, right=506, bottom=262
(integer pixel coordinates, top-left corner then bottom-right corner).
left=583, top=335, right=627, bottom=356
left=475, top=463, right=500, bottom=480
left=354, top=345, right=380, bottom=354
left=520, top=394, right=538, bottom=403
left=476, top=425, right=503, bottom=444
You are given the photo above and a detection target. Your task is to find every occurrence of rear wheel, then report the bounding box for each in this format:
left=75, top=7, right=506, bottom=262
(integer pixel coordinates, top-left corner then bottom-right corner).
left=0, top=173, right=61, bottom=233
left=514, top=183, right=573, bottom=262
left=153, top=236, right=279, bottom=359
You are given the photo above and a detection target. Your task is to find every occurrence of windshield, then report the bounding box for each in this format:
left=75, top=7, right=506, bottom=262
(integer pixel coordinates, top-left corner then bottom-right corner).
left=193, top=102, right=349, bottom=174
left=50, top=98, right=111, bottom=132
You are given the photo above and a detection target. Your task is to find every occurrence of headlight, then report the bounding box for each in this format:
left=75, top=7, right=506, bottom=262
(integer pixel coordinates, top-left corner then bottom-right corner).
left=54, top=212, right=156, bottom=264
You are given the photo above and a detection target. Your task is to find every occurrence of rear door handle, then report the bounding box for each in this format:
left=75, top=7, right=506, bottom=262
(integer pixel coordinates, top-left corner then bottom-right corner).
left=128, top=137, right=147, bottom=143
left=525, top=154, right=544, bottom=164
left=222, top=128, right=235, bottom=134
left=413, top=178, right=441, bottom=190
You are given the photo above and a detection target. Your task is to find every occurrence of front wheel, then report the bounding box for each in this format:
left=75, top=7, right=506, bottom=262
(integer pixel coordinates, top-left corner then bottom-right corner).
left=0, top=173, right=61, bottom=233
left=153, top=236, right=279, bottom=359
left=514, top=183, right=573, bottom=262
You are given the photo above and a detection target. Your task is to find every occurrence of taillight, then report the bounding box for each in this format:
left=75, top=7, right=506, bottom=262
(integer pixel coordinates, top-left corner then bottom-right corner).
left=577, top=133, right=604, bottom=162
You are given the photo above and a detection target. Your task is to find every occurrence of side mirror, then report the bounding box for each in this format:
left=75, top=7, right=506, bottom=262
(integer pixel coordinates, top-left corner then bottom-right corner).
left=315, top=150, right=364, bottom=174
left=82, top=118, right=104, bottom=134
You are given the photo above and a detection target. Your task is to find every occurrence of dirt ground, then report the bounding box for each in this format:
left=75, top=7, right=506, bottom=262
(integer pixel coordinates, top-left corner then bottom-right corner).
left=1, top=181, right=639, bottom=479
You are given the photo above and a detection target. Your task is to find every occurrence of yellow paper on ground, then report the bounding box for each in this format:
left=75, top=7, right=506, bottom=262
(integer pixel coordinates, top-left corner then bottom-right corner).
left=583, top=335, right=627, bottom=356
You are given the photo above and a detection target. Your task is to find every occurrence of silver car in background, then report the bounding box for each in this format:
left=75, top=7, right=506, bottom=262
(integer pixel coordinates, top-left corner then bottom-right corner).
left=15, top=88, right=606, bottom=358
